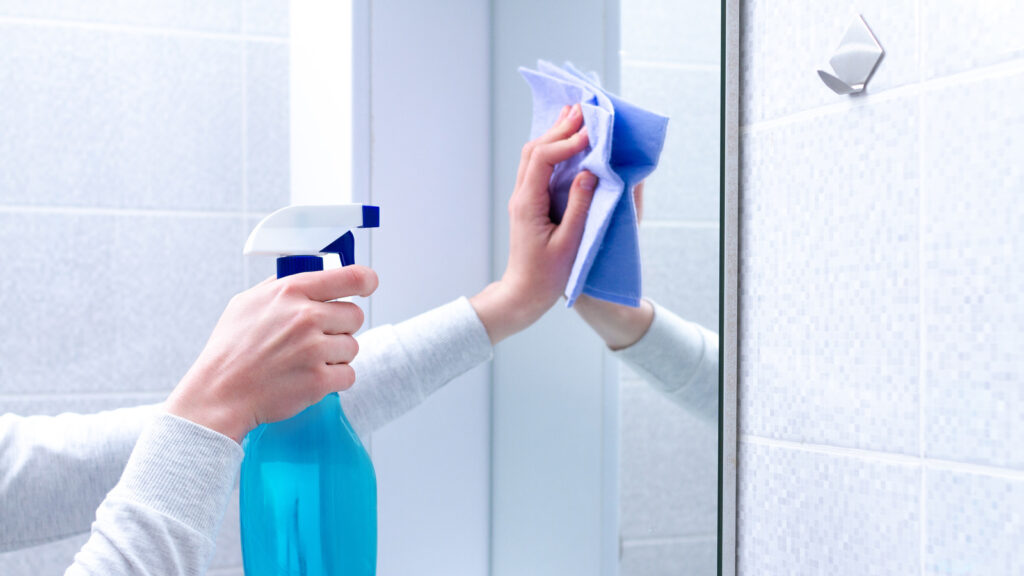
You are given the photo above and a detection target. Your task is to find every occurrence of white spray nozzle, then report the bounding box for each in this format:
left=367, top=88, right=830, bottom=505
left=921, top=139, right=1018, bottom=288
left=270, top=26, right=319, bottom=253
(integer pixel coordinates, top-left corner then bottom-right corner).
left=244, top=204, right=380, bottom=257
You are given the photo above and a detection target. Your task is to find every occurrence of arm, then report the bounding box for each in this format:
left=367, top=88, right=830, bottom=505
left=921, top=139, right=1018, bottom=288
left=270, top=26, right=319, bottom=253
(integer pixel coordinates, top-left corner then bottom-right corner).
left=575, top=294, right=719, bottom=422
left=61, top=265, right=377, bottom=575
left=0, top=405, right=158, bottom=552
left=340, top=104, right=597, bottom=437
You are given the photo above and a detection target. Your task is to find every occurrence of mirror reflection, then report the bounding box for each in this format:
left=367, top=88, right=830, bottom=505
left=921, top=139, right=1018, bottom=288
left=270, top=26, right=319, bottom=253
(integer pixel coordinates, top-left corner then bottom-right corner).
left=0, top=0, right=722, bottom=575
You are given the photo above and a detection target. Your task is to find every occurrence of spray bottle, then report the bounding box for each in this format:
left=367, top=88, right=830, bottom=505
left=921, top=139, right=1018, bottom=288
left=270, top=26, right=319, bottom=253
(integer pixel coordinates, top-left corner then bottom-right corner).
left=239, top=204, right=380, bottom=576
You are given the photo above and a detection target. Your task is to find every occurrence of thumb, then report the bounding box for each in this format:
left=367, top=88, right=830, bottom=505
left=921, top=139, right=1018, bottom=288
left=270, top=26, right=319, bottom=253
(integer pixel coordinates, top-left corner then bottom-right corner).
left=552, top=170, right=596, bottom=250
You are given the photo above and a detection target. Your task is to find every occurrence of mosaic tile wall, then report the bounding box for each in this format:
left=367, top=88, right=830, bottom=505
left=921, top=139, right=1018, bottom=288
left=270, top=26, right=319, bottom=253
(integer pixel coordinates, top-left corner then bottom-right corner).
left=0, top=2, right=289, bottom=574
left=738, top=1, right=1024, bottom=573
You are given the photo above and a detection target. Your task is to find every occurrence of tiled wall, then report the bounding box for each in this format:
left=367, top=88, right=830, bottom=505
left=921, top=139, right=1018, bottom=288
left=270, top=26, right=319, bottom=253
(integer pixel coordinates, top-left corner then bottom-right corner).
left=0, top=2, right=289, bottom=575
left=619, top=0, right=721, bottom=574
left=739, top=1, right=1024, bottom=574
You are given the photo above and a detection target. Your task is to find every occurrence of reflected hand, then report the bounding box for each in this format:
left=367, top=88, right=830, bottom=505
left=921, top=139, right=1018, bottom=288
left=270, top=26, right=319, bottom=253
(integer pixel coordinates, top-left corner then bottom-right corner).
left=573, top=181, right=655, bottom=350
left=470, top=103, right=596, bottom=344
left=166, top=265, right=379, bottom=443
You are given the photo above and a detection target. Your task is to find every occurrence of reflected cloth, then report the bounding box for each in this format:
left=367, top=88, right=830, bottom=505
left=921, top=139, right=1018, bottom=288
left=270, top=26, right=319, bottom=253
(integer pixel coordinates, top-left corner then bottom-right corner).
left=520, top=60, right=669, bottom=307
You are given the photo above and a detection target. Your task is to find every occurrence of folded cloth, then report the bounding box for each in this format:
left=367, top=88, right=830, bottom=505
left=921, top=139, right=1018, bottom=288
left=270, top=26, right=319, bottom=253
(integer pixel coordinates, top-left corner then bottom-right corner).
left=520, top=60, right=669, bottom=307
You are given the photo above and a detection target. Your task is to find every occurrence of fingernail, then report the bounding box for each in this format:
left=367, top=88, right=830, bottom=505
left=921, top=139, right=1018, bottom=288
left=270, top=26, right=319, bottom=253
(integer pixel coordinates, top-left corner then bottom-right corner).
left=558, top=105, right=569, bottom=120
left=579, top=171, right=597, bottom=191
left=567, top=103, right=580, bottom=119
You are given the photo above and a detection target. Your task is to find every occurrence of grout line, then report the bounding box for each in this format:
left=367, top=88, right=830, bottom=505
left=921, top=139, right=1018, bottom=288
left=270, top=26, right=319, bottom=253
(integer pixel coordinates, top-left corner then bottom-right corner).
left=621, top=534, right=718, bottom=548
left=0, top=205, right=268, bottom=219
left=741, top=435, right=1024, bottom=480
left=741, top=57, right=1024, bottom=134
left=620, top=59, right=719, bottom=73
left=0, top=14, right=288, bottom=43
left=0, top=391, right=167, bottom=401
left=916, top=2, right=928, bottom=572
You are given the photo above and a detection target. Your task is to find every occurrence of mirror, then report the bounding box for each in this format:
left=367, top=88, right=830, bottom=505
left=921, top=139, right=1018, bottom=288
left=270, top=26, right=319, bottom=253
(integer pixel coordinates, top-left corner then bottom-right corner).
left=487, top=1, right=727, bottom=575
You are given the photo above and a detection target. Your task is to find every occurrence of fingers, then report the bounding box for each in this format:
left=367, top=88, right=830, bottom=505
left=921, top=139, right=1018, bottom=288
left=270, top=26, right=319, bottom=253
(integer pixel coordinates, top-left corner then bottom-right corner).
left=322, top=363, right=356, bottom=392
left=520, top=127, right=590, bottom=201
left=516, top=103, right=584, bottom=189
left=321, top=333, right=359, bottom=365
left=551, top=170, right=597, bottom=251
left=317, top=300, right=365, bottom=335
left=287, top=265, right=379, bottom=302
left=633, top=181, right=645, bottom=223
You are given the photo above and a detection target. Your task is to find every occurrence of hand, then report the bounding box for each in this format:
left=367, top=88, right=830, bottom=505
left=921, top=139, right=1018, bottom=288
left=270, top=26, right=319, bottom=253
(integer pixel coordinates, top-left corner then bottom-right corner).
left=470, top=103, right=597, bottom=344
left=165, top=265, right=379, bottom=443
left=573, top=181, right=655, bottom=350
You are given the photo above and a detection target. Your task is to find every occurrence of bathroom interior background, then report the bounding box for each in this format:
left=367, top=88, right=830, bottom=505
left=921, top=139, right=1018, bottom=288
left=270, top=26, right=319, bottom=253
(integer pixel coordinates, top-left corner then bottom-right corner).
left=3, top=0, right=1020, bottom=575
left=0, top=0, right=718, bottom=574
left=738, top=1, right=1024, bottom=574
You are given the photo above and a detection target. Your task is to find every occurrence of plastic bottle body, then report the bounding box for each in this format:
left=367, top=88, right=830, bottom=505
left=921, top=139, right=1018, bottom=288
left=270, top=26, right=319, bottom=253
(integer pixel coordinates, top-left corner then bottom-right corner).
left=240, top=393, right=377, bottom=576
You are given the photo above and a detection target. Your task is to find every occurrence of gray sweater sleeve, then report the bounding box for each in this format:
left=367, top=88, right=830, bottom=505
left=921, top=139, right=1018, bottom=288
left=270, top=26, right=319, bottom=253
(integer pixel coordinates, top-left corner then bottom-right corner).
left=0, top=404, right=161, bottom=552
left=65, top=413, right=243, bottom=576
left=613, top=301, right=719, bottom=423
left=0, top=296, right=493, bottom=572
left=343, top=297, right=493, bottom=438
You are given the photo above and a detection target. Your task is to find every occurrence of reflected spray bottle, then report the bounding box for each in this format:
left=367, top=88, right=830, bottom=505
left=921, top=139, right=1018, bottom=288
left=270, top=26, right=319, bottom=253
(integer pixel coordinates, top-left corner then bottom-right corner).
left=239, top=204, right=380, bottom=576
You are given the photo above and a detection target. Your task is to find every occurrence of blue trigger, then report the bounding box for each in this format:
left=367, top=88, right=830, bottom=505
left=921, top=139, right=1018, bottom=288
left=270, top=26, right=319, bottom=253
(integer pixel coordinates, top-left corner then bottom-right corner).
left=322, top=231, right=355, bottom=266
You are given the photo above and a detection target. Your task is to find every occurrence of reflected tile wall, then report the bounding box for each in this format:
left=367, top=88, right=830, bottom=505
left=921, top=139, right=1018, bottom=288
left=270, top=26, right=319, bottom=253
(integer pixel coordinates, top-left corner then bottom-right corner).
left=741, top=0, right=1024, bottom=573
left=619, top=1, right=721, bottom=574
left=0, top=2, right=288, bottom=574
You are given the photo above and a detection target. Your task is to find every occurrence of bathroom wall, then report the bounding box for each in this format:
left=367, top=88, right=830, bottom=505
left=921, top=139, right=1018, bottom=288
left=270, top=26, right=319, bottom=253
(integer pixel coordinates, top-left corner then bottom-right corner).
left=739, top=1, right=1024, bottom=574
left=618, top=0, right=721, bottom=574
left=0, top=1, right=289, bottom=574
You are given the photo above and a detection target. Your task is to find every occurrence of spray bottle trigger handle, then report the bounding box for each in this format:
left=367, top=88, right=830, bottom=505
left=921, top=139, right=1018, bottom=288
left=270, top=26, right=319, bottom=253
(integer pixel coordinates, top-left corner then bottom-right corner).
left=322, top=231, right=355, bottom=267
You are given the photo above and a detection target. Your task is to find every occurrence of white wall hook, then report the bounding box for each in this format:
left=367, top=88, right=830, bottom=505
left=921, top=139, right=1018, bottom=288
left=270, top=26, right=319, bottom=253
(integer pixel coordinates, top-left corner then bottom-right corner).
left=817, top=14, right=884, bottom=95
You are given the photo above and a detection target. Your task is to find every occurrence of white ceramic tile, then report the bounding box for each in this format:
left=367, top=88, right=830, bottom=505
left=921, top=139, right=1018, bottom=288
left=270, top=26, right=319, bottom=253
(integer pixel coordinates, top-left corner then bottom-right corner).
left=921, top=0, right=1024, bottom=79
left=922, top=71, right=1024, bottom=468
left=245, top=41, right=290, bottom=213
left=620, top=65, right=720, bottom=223
left=737, top=441, right=920, bottom=575
left=620, top=0, right=720, bottom=65
left=741, top=0, right=918, bottom=125
left=0, top=24, right=243, bottom=211
left=620, top=537, right=717, bottom=576
left=640, top=224, right=720, bottom=334
left=739, top=98, right=920, bottom=454
left=242, top=0, right=288, bottom=37
left=0, top=533, right=88, bottom=575
left=619, top=379, right=718, bottom=540
left=925, top=469, right=1024, bottom=576
left=0, top=213, right=244, bottom=394
left=0, top=0, right=241, bottom=32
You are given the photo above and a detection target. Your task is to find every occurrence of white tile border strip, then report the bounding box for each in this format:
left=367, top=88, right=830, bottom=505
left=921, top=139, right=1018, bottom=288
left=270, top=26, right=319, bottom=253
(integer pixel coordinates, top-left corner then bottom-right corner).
left=742, top=435, right=1024, bottom=480
left=0, top=15, right=288, bottom=43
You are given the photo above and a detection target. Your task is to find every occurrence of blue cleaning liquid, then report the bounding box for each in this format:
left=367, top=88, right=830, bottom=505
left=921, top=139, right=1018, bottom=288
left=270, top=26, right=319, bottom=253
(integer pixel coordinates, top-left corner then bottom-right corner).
left=240, top=392, right=377, bottom=575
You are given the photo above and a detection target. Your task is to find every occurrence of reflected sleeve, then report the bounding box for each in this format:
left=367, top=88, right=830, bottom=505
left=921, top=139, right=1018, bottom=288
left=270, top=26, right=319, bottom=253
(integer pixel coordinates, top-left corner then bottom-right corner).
left=613, top=300, right=719, bottom=423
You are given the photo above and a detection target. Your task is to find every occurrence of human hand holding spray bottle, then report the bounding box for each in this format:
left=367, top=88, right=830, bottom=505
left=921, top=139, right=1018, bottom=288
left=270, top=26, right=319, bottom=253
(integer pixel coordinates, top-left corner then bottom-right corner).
left=239, top=204, right=380, bottom=576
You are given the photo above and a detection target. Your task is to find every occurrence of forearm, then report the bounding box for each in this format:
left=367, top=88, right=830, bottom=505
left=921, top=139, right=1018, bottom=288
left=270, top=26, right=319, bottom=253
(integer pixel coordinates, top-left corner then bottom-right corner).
left=613, top=302, right=719, bottom=422
left=342, top=297, right=493, bottom=438
left=0, top=404, right=160, bottom=552
left=65, top=412, right=242, bottom=576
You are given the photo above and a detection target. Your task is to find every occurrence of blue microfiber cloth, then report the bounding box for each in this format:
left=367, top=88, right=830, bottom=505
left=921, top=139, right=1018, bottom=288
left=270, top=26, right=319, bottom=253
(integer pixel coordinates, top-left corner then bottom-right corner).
left=520, top=60, right=669, bottom=307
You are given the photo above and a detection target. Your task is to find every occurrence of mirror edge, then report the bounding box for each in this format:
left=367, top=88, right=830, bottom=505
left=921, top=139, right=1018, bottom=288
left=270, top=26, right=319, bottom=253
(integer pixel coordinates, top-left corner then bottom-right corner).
left=719, top=0, right=740, bottom=574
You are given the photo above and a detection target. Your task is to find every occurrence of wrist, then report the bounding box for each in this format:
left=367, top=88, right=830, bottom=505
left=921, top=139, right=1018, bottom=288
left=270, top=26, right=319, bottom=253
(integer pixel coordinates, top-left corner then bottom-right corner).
left=574, top=294, right=655, bottom=351
left=469, top=280, right=547, bottom=345
left=165, top=367, right=252, bottom=444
